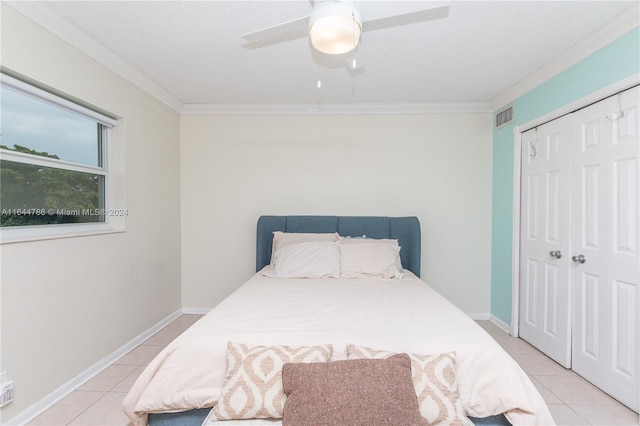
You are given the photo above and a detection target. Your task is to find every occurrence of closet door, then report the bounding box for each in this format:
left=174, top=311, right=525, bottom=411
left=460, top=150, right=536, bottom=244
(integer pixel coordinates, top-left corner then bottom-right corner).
left=571, top=86, right=639, bottom=411
left=519, top=116, right=572, bottom=367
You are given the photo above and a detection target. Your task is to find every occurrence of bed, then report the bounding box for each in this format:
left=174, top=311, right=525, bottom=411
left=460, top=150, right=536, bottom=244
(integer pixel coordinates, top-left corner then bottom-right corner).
left=123, top=215, right=554, bottom=426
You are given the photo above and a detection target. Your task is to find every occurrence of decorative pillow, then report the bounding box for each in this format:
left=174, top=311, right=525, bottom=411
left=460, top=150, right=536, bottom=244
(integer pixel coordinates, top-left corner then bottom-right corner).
left=263, top=241, right=341, bottom=278
left=282, top=353, right=421, bottom=426
left=347, top=344, right=472, bottom=426
left=339, top=237, right=403, bottom=279
left=211, top=342, right=332, bottom=421
left=270, top=232, right=339, bottom=265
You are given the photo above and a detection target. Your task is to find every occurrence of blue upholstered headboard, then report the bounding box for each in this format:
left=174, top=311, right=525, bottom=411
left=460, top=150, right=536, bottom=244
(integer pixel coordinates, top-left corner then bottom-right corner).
left=256, top=216, right=421, bottom=277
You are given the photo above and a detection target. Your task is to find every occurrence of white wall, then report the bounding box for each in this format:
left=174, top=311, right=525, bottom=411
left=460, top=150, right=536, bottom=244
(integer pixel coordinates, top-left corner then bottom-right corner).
left=0, top=4, right=181, bottom=421
left=180, top=113, right=493, bottom=314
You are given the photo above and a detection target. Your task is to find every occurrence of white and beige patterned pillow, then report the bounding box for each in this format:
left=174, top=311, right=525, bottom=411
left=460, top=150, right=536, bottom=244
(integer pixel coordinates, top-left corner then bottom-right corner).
left=211, top=342, right=332, bottom=420
left=347, top=344, right=472, bottom=426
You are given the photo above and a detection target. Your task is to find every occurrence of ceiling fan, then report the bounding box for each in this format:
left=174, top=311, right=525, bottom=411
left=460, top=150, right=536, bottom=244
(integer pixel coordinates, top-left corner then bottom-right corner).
left=241, top=1, right=451, bottom=55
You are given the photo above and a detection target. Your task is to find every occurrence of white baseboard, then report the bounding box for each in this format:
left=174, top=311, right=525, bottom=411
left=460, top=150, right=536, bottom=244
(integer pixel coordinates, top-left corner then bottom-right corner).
left=467, top=313, right=491, bottom=320
left=489, top=314, right=511, bottom=335
left=5, top=309, right=182, bottom=426
left=182, top=307, right=211, bottom=315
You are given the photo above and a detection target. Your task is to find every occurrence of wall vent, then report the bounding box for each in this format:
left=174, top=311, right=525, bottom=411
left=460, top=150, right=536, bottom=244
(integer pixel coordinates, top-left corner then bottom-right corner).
left=495, top=105, right=514, bottom=128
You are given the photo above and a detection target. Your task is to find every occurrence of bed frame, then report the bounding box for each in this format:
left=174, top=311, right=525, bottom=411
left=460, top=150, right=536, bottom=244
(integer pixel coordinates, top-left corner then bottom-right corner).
left=256, top=215, right=421, bottom=276
left=149, top=215, right=510, bottom=426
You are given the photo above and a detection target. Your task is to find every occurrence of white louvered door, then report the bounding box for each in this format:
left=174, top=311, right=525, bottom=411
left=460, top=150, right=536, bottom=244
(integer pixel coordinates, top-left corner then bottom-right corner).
left=519, top=117, right=572, bottom=368
left=519, top=86, right=639, bottom=411
left=571, top=86, right=639, bottom=411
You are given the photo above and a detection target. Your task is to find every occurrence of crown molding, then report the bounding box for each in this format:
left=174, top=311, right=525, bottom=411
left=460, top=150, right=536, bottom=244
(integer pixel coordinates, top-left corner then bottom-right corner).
left=491, top=4, right=640, bottom=110
left=181, top=102, right=492, bottom=115
left=5, top=1, right=184, bottom=113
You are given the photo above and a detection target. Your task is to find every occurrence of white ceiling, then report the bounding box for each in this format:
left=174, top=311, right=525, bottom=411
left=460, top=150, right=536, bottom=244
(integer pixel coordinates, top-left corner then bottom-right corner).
left=25, top=1, right=640, bottom=108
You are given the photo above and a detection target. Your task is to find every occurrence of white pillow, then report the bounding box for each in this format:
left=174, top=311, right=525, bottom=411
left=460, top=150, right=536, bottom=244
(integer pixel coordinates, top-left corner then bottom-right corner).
left=339, top=238, right=403, bottom=279
left=264, top=241, right=341, bottom=278
left=270, top=232, right=339, bottom=265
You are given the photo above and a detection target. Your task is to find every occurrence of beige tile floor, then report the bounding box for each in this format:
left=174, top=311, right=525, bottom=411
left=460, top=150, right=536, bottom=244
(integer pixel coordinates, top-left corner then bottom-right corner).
left=26, top=315, right=202, bottom=426
left=25, top=316, right=639, bottom=426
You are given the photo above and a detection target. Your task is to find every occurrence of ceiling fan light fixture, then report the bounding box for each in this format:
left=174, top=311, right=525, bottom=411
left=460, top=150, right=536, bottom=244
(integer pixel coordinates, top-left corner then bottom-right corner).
left=309, top=1, right=362, bottom=55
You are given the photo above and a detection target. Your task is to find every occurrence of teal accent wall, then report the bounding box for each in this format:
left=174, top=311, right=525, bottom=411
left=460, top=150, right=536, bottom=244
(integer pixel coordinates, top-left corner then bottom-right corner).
left=490, top=27, right=640, bottom=324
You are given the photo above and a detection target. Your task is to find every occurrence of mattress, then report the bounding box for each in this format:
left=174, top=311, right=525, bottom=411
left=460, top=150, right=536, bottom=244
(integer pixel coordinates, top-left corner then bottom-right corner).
left=123, top=271, right=554, bottom=426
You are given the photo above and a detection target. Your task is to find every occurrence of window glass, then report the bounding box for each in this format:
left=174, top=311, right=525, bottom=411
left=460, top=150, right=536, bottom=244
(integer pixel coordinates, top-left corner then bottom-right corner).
left=1, top=86, right=102, bottom=167
left=0, top=160, right=105, bottom=226
left=0, top=80, right=108, bottom=228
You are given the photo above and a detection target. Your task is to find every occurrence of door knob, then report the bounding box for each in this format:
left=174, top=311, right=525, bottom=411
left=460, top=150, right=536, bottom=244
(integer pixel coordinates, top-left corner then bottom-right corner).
left=549, top=250, right=562, bottom=259
left=572, top=254, right=586, bottom=264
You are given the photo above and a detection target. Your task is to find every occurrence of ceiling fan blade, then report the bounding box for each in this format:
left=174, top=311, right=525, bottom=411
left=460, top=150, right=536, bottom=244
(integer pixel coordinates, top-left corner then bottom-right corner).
left=241, top=1, right=450, bottom=51
left=241, top=16, right=309, bottom=43
left=358, top=1, right=450, bottom=23
left=362, top=4, right=449, bottom=32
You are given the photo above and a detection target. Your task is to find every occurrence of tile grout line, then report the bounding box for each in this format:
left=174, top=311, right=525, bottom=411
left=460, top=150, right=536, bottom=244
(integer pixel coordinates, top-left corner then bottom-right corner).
left=527, top=375, right=592, bottom=425
left=66, top=368, right=131, bottom=426
left=63, top=390, right=108, bottom=426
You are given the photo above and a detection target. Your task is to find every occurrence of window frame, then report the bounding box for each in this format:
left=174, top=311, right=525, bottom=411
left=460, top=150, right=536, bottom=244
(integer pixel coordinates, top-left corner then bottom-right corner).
left=0, top=72, right=126, bottom=244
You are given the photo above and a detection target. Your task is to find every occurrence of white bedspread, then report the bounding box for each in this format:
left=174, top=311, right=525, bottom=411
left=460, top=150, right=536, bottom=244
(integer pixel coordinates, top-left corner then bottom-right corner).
left=123, top=271, right=554, bottom=426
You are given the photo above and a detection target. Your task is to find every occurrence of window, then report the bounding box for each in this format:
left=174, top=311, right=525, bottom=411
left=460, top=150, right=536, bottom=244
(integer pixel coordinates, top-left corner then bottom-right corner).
left=0, top=72, right=124, bottom=243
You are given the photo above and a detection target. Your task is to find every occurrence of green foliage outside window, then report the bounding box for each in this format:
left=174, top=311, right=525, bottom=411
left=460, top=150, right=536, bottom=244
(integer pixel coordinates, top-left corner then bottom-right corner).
left=0, top=144, right=104, bottom=227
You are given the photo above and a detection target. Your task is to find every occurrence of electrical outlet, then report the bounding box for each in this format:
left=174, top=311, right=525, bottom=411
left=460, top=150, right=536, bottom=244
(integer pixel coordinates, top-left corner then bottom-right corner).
left=0, top=380, right=13, bottom=407
left=0, top=372, right=13, bottom=407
